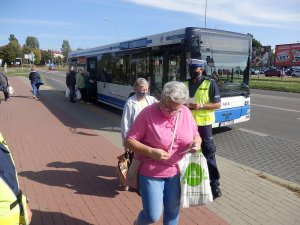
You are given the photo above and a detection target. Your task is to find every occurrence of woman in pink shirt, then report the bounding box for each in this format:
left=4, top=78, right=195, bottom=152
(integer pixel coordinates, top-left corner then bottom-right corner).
left=125, top=81, right=201, bottom=225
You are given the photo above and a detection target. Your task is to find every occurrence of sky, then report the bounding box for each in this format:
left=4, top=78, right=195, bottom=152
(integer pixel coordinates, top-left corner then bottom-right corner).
left=1, top=0, right=299, bottom=51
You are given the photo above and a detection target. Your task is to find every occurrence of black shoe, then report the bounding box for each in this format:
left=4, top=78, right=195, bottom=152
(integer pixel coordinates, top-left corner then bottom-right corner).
left=70, top=100, right=76, bottom=103
left=211, top=185, right=222, bottom=199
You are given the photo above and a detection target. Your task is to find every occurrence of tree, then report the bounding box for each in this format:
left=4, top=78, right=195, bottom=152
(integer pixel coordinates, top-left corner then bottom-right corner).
left=0, top=46, right=4, bottom=62
left=2, top=35, right=22, bottom=65
left=8, top=34, right=18, bottom=43
left=25, top=36, right=40, bottom=49
left=248, top=33, right=262, bottom=48
left=252, top=38, right=262, bottom=48
left=31, top=49, right=41, bottom=65
left=61, top=40, right=72, bottom=62
left=40, top=49, right=54, bottom=65
left=22, top=45, right=31, bottom=54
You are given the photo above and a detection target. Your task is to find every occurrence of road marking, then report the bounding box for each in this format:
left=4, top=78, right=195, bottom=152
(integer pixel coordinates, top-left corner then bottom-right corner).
left=238, top=128, right=269, bottom=137
left=252, top=104, right=300, bottom=113
left=46, top=77, right=65, bottom=84
left=297, top=118, right=300, bottom=120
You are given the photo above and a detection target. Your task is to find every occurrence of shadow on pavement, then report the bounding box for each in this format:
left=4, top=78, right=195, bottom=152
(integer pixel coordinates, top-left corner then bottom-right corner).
left=31, top=209, right=90, bottom=225
left=19, top=161, right=120, bottom=198
left=36, top=89, right=122, bottom=135
left=213, top=126, right=233, bottom=135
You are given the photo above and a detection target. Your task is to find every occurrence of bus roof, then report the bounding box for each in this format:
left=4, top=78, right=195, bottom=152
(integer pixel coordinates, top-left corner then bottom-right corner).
left=68, top=27, right=251, bottom=58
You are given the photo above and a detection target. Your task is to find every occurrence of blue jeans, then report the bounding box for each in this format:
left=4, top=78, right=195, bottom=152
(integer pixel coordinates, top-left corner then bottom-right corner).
left=31, top=83, right=38, bottom=96
left=137, top=174, right=181, bottom=225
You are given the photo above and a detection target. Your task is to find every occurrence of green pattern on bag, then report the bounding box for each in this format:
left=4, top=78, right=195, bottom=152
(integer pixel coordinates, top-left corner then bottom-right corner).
left=184, top=162, right=204, bottom=187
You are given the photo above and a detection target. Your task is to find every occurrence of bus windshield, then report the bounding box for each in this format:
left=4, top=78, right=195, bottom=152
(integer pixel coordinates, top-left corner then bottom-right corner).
left=186, top=30, right=251, bottom=97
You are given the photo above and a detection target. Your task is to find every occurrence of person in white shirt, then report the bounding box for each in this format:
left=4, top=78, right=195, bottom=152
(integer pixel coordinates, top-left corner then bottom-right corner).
left=121, top=78, right=158, bottom=143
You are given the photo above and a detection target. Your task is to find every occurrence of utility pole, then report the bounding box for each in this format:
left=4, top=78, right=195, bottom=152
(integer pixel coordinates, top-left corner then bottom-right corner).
left=205, top=0, right=207, bottom=28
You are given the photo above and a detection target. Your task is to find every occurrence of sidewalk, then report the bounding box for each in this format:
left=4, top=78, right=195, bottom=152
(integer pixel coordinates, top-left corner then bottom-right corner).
left=1, top=77, right=299, bottom=225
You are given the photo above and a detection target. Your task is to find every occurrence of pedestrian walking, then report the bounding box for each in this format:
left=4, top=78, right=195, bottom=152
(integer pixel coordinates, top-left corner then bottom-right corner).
left=119, top=78, right=157, bottom=190
left=0, top=72, right=10, bottom=101
left=125, top=81, right=201, bottom=225
left=28, top=66, right=42, bottom=99
left=184, top=59, right=222, bottom=199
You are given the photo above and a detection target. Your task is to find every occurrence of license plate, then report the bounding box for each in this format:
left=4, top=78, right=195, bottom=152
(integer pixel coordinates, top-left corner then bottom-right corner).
left=220, top=120, right=234, bottom=126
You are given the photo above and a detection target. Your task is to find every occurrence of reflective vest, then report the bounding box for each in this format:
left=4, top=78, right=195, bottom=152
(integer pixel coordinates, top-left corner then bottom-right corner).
left=184, top=79, right=215, bottom=126
left=0, top=133, right=29, bottom=225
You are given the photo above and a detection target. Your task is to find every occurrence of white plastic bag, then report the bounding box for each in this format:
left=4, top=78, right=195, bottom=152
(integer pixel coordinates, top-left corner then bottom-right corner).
left=7, top=86, right=14, bottom=95
left=178, top=150, right=213, bottom=208
left=76, top=89, right=81, bottom=100
left=65, top=88, right=70, bottom=98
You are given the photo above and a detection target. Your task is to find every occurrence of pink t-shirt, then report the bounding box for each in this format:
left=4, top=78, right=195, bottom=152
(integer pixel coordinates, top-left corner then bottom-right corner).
left=127, top=102, right=199, bottom=178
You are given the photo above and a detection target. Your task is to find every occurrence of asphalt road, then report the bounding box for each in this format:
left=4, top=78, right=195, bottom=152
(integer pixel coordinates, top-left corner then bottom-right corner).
left=41, top=70, right=300, bottom=184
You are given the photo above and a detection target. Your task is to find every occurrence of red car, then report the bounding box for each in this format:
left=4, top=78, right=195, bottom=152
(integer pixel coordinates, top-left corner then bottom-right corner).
left=48, top=65, right=56, bottom=71
left=265, top=69, right=283, bottom=77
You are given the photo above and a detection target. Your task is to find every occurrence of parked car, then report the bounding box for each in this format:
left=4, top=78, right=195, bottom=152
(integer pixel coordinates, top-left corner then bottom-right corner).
left=250, top=69, right=260, bottom=75
left=259, top=68, right=268, bottom=74
left=265, top=69, right=283, bottom=77
left=48, top=65, right=56, bottom=71
left=291, top=70, right=300, bottom=77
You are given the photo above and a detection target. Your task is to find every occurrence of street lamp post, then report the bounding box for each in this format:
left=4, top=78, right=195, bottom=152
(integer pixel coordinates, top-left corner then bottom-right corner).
left=205, top=0, right=207, bottom=28
left=104, top=17, right=120, bottom=43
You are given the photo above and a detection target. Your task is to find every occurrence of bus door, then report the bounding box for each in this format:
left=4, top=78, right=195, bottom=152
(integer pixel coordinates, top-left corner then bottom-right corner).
left=151, top=54, right=164, bottom=99
left=87, top=57, right=98, bottom=100
left=151, top=50, right=183, bottom=98
left=87, top=57, right=97, bottom=79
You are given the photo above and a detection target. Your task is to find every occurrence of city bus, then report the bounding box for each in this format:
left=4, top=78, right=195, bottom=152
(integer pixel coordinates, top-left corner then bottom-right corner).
left=68, top=27, right=252, bottom=127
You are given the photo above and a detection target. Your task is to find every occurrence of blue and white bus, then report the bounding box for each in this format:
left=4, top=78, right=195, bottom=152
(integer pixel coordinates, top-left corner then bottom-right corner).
left=68, top=27, right=252, bottom=127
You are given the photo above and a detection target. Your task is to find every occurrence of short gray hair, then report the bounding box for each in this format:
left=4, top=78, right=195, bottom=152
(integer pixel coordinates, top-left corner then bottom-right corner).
left=161, top=81, right=189, bottom=104
left=133, top=78, right=149, bottom=90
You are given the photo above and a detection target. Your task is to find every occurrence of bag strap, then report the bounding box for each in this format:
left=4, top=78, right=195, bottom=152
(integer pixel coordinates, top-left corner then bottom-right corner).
left=169, top=111, right=180, bottom=151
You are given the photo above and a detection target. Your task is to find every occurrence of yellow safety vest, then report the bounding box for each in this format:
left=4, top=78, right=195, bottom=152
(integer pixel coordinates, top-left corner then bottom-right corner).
left=0, top=133, right=29, bottom=225
left=184, top=79, right=215, bottom=126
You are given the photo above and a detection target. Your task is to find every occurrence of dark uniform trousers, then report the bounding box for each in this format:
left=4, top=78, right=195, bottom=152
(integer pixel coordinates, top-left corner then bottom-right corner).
left=198, top=125, right=220, bottom=187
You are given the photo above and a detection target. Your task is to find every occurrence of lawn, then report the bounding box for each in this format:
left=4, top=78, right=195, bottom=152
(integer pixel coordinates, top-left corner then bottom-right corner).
left=250, top=76, right=300, bottom=93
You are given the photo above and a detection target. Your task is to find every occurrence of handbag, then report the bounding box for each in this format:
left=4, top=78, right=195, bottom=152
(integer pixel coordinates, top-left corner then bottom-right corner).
left=76, top=89, right=81, bottom=100
left=35, top=78, right=44, bottom=86
left=117, top=152, right=129, bottom=190
left=7, top=86, right=14, bottom=95
left=178, top=150, right=213, bottom=208
left=126, top=158, right=141, bottom=190
left=65, top=88, right=70, bottom=98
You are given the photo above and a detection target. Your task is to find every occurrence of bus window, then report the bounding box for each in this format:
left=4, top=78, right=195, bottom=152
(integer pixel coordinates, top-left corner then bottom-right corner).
left=168, top=55, right=181, bottom=81
left=152, top=55, right=163, bottom=98
left=130, top=53, right=150, bottom=84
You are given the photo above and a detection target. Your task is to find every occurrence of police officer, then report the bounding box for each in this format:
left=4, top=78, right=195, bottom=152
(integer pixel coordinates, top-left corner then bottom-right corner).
left=184, top=59, right=222, bottom=199
left=0, top=132, right=32, bottom=224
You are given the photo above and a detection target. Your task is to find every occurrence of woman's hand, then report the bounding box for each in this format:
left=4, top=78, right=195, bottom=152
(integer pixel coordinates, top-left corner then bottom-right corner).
left=148, top=147, right=170, bottom=161
left=188, top=136, right=202, bottom=153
